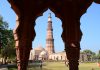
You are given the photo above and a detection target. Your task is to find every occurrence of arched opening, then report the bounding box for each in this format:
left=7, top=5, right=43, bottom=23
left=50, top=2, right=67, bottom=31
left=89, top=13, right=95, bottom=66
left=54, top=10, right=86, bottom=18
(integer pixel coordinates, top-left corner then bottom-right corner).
left=80, top=2, right=100, bottom=52
left=0, top=0, right=16, bottom=65
left=80, top=2, right=100, bottom=63
left=29, top=9, right=65, bottom=69
left=32, top=9, right=64, bottom=52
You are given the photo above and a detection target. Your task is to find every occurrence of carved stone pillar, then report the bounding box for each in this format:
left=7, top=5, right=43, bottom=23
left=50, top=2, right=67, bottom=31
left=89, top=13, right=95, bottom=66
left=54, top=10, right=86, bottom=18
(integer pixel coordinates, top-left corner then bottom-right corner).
left=61, top=18, right=82, bottom=70
left=65, top=43, right=80, bottom=70
left=13, top=15, right=36, bottom=70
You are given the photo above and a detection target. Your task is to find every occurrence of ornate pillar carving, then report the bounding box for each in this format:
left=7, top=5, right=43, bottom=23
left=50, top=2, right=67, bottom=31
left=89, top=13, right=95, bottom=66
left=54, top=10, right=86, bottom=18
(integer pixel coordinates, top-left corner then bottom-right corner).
left=13, top=15, right=36, bottom=70
left=61, top=17, right=82, bottom=70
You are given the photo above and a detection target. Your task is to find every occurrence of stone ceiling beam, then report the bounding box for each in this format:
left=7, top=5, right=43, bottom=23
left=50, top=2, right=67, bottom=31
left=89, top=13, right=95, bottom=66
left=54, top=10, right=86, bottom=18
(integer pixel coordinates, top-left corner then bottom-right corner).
left=94, top=0, right=100, bottom=4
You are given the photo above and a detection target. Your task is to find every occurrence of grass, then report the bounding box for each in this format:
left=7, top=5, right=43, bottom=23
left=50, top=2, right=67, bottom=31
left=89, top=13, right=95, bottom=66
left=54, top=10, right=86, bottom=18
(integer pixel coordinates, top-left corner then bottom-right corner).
left=42, top=62, right=68, bottom=70
left=8, top=65, right=17, bottom=70
left=8, top=62, right=100, bottom=70
left=79, top=63, right=100, bottom=70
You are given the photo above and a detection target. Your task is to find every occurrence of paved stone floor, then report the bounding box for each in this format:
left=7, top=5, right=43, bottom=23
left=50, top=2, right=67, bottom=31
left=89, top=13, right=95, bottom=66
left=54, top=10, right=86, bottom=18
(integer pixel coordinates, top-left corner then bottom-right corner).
left=0, top=65, right=8, bottom=70
left=0, top=64, right=16, bottom=70
left=0, top=68, right=8, bottom=70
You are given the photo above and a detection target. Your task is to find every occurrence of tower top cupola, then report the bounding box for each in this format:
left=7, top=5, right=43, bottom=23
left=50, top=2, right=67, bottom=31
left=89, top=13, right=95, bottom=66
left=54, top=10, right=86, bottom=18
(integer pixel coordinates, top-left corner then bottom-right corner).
left=47, top=13, right=53, bottom=30
left=48, top=13, right=52, bottom=21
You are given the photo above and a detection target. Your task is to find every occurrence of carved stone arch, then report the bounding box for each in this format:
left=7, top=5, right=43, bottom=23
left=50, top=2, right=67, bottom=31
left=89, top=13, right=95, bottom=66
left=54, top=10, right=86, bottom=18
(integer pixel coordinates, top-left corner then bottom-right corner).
left=7, top=0, right=100, bottom=70
left=49, top=8, right=63, bottom=22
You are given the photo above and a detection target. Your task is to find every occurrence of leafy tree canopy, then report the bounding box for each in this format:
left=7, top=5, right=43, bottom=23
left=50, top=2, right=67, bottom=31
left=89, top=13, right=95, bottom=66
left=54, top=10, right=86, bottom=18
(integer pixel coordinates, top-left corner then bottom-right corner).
left=82, top=49, right=96, bottom=55
left=97, top=50, right=100, bottom=59
left=0, top=15, right=15, bottom=59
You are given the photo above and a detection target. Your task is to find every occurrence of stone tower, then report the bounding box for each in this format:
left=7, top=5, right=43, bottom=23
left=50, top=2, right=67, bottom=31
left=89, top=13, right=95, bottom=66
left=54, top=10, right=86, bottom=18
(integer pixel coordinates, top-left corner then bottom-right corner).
left=45, top=13, right=55, bottom=54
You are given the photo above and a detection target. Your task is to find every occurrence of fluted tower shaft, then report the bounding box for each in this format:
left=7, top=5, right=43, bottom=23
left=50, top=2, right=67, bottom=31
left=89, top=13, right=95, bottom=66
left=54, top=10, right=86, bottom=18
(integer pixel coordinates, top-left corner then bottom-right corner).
left=45, top=13, right=55, bottom=54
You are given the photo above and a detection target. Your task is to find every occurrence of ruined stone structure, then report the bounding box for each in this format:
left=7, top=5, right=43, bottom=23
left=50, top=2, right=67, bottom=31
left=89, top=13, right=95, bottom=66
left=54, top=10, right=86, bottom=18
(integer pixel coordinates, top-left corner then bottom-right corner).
left=7, top=0, right=100, bottom=70
left=45, top=13, right=55, bottom=54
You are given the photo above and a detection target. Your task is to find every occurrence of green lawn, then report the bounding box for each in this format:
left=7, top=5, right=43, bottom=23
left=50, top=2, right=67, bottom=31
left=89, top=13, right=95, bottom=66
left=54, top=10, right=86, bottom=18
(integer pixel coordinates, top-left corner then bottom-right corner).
left=42, top=62, right=100, bottom=70
left=79, top=63, right=100, bottom=70
left=42, top=62, right=68, bottom=70
left=8, top=62, right=100, bottom=70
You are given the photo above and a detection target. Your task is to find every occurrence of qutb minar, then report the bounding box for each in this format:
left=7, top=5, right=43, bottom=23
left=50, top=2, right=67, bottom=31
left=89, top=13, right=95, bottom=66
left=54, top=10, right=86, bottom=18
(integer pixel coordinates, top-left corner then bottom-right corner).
left=45, top=13, right=55, bottom=54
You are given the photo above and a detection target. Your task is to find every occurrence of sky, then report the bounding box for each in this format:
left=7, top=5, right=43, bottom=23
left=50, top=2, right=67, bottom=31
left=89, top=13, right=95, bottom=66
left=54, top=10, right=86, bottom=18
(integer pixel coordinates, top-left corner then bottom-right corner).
left=0, top=0, right=100, bottom=53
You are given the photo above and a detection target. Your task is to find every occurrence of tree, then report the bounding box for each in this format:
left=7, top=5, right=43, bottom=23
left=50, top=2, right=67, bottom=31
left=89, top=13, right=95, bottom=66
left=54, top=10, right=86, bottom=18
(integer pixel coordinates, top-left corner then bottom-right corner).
left=0, top=15, right=9, bottom=50
left=97, top=50, right=100, bottom=61
left=83, top=50, right=93, bottom=54
left=82, top=49, right=96, bottom=61
left=0, top=15, right=16, bottom=64
left=0, top=15, right=8, bottom=29
left=1, top=45, right=16, bottom=64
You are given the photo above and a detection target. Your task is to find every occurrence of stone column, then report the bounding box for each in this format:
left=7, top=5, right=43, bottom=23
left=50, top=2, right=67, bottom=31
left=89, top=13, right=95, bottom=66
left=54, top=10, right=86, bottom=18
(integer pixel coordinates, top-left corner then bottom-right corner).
left=61, top=18, right=82, bottom=70
left=13, top=15, right=36, bottom=70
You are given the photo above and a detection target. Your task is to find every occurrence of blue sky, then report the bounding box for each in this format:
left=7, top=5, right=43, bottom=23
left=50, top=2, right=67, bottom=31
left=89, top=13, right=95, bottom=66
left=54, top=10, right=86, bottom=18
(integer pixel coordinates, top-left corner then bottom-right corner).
left=0, top=0, right=100, bottom=53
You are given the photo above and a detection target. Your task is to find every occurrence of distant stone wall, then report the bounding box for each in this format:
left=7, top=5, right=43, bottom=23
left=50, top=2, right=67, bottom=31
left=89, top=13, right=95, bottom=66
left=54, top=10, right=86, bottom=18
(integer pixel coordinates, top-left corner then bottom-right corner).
left=49, top=52, right=66, bottom=61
